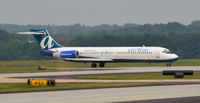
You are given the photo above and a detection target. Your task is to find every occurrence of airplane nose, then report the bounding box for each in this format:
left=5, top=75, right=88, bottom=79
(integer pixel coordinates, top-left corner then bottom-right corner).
left=175, top=54, right=179, bottom=58
left=173, top=54, right=179, bottom=60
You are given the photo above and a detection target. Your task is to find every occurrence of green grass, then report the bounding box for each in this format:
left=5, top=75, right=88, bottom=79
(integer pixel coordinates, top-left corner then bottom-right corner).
left=0, top=59, right=200, bottom=67
left=173, top=59, right=200, bottom=66
left=76, top=72, right=200, bottom=80
left=0, top=60, right=88, bottom=67
left=0, top=59, right=200, bottom=68
left=0, top=83, right=159, bottom=93
left=0, top=59, right=200, bottom=73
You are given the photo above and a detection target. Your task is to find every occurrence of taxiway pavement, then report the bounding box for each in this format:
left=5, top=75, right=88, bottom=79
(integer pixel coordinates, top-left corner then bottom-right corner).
left=1, top=66, right=200, bottom=84
left=1, top=84, right=200, bottom=103
left=1, top=66, right=200, bottom=78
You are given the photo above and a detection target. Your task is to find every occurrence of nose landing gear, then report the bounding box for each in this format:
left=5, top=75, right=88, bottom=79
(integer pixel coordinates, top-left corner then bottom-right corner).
left=99, top=63, right=105, bottom=67
left=91, top=63, right=97, bottom=68
left=167, top=62, right=172, bottom=67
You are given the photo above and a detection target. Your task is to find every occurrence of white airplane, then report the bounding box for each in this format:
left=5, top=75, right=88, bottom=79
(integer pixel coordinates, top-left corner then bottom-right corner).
left=18, top=29, right=179, bottom=67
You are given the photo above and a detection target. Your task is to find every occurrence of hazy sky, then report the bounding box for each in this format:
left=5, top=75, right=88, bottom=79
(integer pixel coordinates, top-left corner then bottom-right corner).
left=0, top=0, right=199, bottom=25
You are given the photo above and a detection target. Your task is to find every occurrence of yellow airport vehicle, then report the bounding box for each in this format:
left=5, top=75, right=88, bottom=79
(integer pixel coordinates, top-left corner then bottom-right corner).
left=27, top=79, right=55, bottom=86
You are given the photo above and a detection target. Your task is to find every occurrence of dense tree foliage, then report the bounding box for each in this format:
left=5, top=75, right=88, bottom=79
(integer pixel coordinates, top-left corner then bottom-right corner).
left=0, top=29, right=46, bottom=60
left=0, top=21, right=200, bottom=60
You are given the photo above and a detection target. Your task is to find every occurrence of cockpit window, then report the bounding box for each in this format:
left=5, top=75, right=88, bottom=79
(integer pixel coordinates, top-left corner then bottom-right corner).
left=163, top=49, right=171, bottom=54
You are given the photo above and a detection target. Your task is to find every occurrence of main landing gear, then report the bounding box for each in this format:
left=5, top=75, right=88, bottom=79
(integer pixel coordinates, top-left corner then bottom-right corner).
left=99, top=63, right=105, bottom=67
left=91, top=62, right=105, bottom=68
left=91, top=63, right=97, bottom=68
left=167, top=62, right=172, bottom=67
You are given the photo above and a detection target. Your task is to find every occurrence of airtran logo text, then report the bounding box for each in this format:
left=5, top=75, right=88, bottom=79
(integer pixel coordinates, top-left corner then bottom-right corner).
left=128, top=48, right=149, bottom=53
left=40, top=36, right=54, bottom=49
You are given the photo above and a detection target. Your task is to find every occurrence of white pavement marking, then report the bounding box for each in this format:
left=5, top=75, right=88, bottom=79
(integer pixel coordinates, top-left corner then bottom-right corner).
left=1, top=84, right=200, bottom=103
left=0, top=66, right=199, bottom=78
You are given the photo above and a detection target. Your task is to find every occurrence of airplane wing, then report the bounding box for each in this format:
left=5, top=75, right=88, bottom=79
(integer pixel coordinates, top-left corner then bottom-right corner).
left=63, top=58, right=113, bottom=62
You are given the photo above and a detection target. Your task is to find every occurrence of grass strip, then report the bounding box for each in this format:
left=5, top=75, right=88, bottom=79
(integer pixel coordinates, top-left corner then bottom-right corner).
left=0, top=83, right=159, bottom=93
left=0, top=59, right=200, bottom=68
left=0, top=59, right=200, bottom=73
left=75, top=72, right=200, bottom=80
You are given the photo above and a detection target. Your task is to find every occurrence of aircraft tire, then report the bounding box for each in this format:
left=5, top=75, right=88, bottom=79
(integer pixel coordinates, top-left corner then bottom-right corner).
left=99, top=63, right=105, bottom=67
left=91, top=63, right=97, bottom=68
left=167, top=62, right=172, bottom=67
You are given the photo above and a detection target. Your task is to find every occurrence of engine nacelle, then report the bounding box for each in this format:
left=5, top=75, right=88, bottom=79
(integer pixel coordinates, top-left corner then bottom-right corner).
left=60, top=50, right=79, bottom=58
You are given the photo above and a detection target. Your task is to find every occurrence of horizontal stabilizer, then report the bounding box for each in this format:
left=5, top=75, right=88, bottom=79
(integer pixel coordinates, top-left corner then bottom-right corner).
left=17, top=32, right=45, bottom=35
left=64, top=58, right=113, bottom=62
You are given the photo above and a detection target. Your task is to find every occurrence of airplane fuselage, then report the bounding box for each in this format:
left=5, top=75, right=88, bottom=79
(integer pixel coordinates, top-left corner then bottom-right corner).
left=51, top=46, right=179, bottom=63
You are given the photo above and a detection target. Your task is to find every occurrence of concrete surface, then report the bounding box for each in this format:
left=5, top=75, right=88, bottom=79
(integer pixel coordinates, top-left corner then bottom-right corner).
left=1, top=66, right=200, bottom=78
left=1, top=66, right=200, bottom=84
left=1, top=84, right=200, bottom=103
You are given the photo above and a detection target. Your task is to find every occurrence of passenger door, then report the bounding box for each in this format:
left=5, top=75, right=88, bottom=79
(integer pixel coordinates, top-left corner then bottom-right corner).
left=156, top=51, right=160, bottom=58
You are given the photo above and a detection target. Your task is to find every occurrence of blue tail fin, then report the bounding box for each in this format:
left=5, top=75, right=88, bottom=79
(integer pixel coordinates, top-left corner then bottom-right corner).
left=30, top=29, right=62, bottom=50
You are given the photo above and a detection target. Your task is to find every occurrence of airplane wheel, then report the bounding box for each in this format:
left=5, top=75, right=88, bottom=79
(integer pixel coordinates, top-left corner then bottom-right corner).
left=99, top=63, right=105, bottom=67
left=91, top=63, right=97, bottom=68
left=167, top=63, right=172, bottom=67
